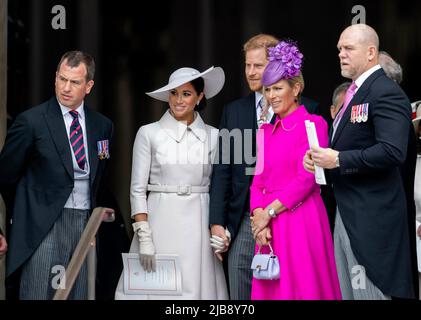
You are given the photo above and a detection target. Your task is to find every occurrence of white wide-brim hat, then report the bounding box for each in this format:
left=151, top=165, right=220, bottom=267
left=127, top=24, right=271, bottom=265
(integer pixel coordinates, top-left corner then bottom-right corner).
left=412, top=100, right=421, bottom=128
left=146, top=66, right=225, bottom=102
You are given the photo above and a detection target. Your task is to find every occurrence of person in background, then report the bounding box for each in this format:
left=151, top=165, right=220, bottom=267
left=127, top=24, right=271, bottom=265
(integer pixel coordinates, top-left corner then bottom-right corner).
left=379, top=50, right=403, bottom=84
left=209, top=34, right=279, bottom=300
left=330, top=82, right=351, bottom=120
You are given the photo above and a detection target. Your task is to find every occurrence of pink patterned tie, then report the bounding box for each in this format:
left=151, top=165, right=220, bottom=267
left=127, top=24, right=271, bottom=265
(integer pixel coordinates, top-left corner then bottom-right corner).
left=333, top=82, right=357, bottom=131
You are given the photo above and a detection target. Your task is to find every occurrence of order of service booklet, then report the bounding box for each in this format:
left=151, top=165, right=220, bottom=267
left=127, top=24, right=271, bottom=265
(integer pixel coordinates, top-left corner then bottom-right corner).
left=122, top=253, right=182, bottom=295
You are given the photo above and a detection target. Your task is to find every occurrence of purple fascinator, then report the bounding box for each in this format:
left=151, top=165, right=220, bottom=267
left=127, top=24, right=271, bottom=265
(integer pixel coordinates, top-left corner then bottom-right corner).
left=262, top=40, right=303, bottom=86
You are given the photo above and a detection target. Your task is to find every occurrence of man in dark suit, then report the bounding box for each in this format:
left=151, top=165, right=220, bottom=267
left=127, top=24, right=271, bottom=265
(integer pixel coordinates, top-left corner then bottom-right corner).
left=0, top=51, right=113, bottom=299
left=209, top=34, right=320, bottom=300
left=304, top=24, right=415, bottom=299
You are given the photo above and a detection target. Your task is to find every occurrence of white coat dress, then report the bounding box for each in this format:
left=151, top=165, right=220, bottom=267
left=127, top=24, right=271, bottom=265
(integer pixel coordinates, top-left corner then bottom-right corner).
left=115, top=110, right=228, bottom=300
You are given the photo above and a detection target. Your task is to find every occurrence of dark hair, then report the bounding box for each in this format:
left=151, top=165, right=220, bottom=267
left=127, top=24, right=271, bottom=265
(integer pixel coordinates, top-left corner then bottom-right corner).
left=57, top=50, right=95, bottom=82
left=190, top=77, right=207, bottom=111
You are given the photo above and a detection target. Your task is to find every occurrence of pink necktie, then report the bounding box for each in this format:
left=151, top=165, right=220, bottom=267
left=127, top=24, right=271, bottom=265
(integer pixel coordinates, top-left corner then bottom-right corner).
left=333, top=82, right=357, bottom=131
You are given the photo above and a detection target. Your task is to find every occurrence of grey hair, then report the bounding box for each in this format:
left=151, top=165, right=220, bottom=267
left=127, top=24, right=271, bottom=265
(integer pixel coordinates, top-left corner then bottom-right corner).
left=332, top=82, right=351, bottom=106
left=379, top=51, right=403, bottom=84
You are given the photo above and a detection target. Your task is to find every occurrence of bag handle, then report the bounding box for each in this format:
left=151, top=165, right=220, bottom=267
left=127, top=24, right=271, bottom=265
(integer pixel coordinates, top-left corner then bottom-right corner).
left=256, top=242, right=275, bottom=256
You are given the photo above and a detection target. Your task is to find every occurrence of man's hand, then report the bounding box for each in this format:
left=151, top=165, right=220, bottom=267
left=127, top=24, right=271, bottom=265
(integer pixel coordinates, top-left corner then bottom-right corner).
left=417, top=224, right=421, bottom=239
left=251, top=208, right=271, bottom=239
left=0, top=235, right=8, bottom=258
left=255, top=227, right=272, bottom=246
left=303, top=150, right=315, bottom=173
left=310, top=146, right=339, bottom=169
left=210, top=225, right=230, bottom=261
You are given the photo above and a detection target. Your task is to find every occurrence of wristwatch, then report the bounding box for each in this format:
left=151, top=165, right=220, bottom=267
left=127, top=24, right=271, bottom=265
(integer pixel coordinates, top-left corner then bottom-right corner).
left=335, top=154, right=340, bottom=168
left=268, top=207, right=277, bottom=218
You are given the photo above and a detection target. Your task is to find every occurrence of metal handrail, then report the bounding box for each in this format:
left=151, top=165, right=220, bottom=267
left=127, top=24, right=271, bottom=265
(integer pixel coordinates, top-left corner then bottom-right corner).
left=53, top=207, right=115, bottom=300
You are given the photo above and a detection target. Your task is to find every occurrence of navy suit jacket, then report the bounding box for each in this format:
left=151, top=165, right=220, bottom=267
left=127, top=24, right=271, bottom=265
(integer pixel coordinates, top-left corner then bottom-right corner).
left=0, top=97, right=113, bottom=277
left=329, top=68, right=415, bottom=298
left=209, top=93, right=318, bottom=239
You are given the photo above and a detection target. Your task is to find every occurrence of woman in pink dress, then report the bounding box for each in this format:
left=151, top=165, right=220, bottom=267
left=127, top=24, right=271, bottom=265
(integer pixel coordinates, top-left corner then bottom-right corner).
left=250, top=40, right=341, bottom=300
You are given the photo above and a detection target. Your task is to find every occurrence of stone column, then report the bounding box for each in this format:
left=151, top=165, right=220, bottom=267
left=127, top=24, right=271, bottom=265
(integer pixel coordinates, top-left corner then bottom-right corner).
left=0, top=0, right=8, bottom=301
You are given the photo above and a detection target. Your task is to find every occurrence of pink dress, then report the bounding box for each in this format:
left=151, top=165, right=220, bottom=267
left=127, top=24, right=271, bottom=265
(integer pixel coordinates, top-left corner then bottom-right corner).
left=250, top=105, right=341, bottom=300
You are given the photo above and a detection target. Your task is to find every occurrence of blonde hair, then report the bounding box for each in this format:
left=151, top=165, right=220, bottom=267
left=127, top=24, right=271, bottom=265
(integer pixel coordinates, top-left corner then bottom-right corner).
left=287, top=72, right=305, bottom=102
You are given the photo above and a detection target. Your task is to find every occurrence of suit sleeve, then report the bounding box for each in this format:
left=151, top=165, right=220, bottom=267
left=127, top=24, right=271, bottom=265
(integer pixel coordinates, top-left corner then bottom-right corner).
left=209, top=105, right=231, bottom=227
left=273, top=117, right=328, bottom=211
left=0, top=113, right=34, bottom=192
left=338, top=89, right=410, bottom=175
left=130, top=126, right=152, bottom=217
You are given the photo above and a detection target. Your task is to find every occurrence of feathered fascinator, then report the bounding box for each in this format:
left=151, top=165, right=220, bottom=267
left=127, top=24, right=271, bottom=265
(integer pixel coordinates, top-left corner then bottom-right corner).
left=262, top=40, right=303, bottom=86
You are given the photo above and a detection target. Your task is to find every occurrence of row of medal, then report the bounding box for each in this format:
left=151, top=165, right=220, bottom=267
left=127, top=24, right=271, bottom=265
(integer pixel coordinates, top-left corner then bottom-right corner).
left=350, top=103, right=369, bottom=123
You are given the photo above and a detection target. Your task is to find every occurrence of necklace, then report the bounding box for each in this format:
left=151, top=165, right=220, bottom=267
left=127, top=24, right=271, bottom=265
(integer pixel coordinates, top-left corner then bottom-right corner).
left=280, top=120, right=297, bottom=132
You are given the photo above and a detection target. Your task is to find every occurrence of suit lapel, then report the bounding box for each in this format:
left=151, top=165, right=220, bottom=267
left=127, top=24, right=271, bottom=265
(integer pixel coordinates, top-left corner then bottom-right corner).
left=239, top=93, right=257, bottom=130
left=85, top=106, right=99, bottom=184
left=330, top=69, right=384, bottom=147
left=238, top=93, right=257, bottom=184
left=44, top=97, right=74, bottom=179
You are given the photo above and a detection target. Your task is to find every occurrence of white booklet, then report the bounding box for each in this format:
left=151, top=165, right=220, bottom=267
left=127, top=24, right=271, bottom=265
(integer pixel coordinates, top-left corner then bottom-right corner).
left=416, top=220, right=421, bottom=272
left=122, top=253, right=182, bottom=295
left=305, top=120, right=327, bottom=185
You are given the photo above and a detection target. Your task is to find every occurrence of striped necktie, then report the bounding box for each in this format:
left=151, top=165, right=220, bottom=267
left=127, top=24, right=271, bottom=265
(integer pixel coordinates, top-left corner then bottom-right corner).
left=69, top=110, right=86, bottom=170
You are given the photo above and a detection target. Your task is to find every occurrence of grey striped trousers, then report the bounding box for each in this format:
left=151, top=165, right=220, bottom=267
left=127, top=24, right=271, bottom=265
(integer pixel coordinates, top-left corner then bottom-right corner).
left=334, top=210, right=390, bottom=300
left=228, top=212, right=255, bottom=300
left=19, top=208, right=90, bottom=300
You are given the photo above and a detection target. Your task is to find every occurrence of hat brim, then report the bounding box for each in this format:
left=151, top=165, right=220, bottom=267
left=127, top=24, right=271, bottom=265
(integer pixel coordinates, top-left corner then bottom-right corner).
left=146, top=66, right=225, bottom=102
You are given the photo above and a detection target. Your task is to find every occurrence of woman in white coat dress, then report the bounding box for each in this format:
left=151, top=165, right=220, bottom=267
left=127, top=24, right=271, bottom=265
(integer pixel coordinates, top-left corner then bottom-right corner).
left=115, top=66, right=228, bottom=300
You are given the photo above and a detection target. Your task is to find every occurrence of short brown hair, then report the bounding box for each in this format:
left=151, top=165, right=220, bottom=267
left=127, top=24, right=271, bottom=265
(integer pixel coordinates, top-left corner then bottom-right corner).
left=243, top=34, right=279, bottom=57
left=57, top=50, right=95, bottom=82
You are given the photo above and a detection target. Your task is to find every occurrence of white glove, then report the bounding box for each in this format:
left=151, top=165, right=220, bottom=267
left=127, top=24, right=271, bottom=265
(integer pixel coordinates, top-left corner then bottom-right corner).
left=132, top=221, right=156, bottom=272
left=210, top=228, right=231, bottom=253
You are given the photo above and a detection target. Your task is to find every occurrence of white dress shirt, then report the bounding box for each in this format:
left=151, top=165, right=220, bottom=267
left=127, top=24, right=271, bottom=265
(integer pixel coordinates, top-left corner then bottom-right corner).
left=255, top=92, right=274, bottom=124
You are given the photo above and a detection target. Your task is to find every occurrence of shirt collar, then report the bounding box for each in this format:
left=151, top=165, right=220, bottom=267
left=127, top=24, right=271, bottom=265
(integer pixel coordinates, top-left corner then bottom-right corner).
left=158, top=110, right=207, bottom=143
left=58, top=98, right=85, bottom=120
left=272, top=105, right=306, bottom=134
left=354, top=64, right=382, bottom=91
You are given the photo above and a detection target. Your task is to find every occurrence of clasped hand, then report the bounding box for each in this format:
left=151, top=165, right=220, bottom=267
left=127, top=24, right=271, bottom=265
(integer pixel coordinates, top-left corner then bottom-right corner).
left=210, top=225, right=231, bottom=261
left=250, top=208, right=271, bottom=239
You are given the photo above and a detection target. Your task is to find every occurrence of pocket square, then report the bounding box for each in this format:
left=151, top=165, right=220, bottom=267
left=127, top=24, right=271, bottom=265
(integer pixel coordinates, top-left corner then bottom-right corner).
left=97, top=140, right=110, bottom=159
